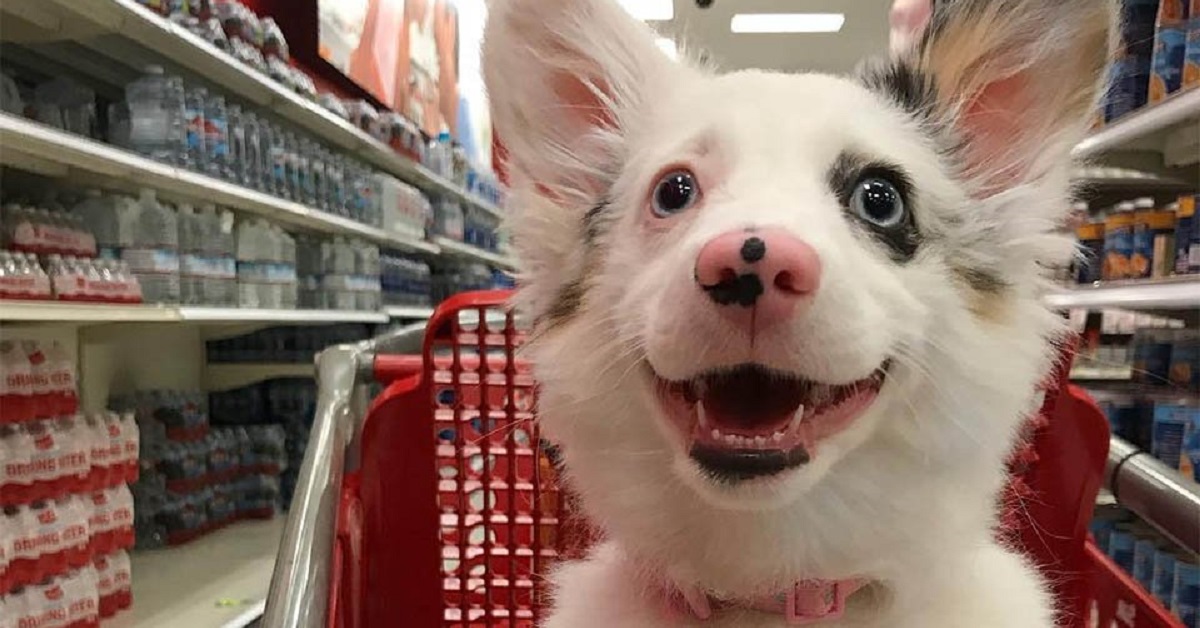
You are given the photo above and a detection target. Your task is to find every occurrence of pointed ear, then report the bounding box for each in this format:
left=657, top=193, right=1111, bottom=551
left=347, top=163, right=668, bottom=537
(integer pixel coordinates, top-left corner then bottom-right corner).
left=482, top=0, right=679, bottom=203
left=905, top=0, right=1116, bottom=192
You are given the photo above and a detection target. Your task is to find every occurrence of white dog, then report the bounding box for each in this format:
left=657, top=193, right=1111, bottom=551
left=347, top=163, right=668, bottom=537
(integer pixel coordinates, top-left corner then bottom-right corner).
left=483, top=0, right=1114, bottom=625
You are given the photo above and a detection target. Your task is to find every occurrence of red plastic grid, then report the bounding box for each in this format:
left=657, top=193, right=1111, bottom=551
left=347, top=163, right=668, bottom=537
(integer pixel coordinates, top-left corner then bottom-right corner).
left=423, top=303, right=565, bottom=628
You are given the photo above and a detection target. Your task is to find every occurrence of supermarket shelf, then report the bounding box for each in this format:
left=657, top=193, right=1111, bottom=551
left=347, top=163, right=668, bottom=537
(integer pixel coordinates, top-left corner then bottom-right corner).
left=1073, top=167, right=1195, bottom=192
left=5, top=0, right=503, bottom=221
left=434, top=237, right=518, bottom=269
left=384, top=305, right=436, bottom=319
left=178, top=307, right=388, bottom=324
left=1074, top=87, right=1200, bottom=157
left=1044, top=278, right=1200, bottom=311
left=0, top=113, right=438, bottom=256
left=1069, top=367, right=1134, bottom=382
left=0, top=301, right=388, bottom=324
left=107, top=518, right=282, bottom=628
left=0, top=301, right=178, bottom=322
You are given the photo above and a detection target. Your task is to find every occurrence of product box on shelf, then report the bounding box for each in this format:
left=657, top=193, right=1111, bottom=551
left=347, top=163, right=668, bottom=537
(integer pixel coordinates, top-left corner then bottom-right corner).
left=0, top=334, right=137, bottom=622
left=1150, top=0, right=1192, bottom=103
left=1090, top=503, right=1199, bottom=626
left=1186, top=0, right=1200, bottom=86
left=119, top=388, right=285, bottom=548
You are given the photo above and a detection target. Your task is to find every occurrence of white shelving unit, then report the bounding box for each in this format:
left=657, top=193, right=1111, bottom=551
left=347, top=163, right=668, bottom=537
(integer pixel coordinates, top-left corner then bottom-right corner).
left=383, top=305, right=437, bottom=320
left=1044, top=278, right=1200, bottom=312
left=0, top=113, right=439, bottom=256
left=0, top=110, right=517, bottom=268
left=0, top=300, right=389, bottom=324
left=434, top=237, right=515, bottom=269
left=1073, top=87, right=1200, bottom=157
left=0, top=0, right=503, bottom=222
left=107, top=518, right=284, bottom=628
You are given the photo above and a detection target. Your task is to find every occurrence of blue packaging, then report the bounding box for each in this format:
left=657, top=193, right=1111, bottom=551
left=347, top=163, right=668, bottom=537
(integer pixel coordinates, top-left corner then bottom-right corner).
left=1154, top=550, right=1179, bottom=606
left=1133, top=537, right=1159, bottom=588
left=1150, top=0, right=1191, bottom=102
left=1179, top=195, right=1197, bottom=274
left=1170, top=332, right=1200, bottom=392
left=1133, top=331, right=1174, bottom=384
left=1186, top=14, right=1200, bottom=87
left=1152, top=401, right=1194, bottom=469
left=1123, top=0, right=1166, bottom=58
left=1174, top=559, right=1200, bottom=627
left=1109, top=528, right=1137, bottom=573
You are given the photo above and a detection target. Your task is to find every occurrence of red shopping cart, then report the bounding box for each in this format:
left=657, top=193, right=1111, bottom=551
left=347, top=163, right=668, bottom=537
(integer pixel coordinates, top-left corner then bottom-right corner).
left=261, top=290, right=1197, bottom=628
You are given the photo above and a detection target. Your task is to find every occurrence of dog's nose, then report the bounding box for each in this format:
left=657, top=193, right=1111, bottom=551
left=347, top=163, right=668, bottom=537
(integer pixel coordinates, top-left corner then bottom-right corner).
left=694, top=228, right=821, bottom=331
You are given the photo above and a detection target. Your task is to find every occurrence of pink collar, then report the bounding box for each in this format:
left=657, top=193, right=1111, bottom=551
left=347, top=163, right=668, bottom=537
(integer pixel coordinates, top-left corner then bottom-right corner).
left=665, top=579, right=865, bottom=625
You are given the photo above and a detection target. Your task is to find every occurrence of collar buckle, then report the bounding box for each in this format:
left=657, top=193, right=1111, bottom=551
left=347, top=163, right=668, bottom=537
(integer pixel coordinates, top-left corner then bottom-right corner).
left=785, top=580, right=851, bottom=625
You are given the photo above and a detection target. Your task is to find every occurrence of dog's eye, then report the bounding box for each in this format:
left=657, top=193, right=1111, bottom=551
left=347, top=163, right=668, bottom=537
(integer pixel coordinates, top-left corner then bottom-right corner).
left=652, top=170, right=700, bottom=217
left=850, top=176, right=906, bottom=228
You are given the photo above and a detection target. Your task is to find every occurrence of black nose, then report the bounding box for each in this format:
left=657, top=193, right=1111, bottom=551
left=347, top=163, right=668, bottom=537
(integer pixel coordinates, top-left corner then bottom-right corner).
left=740, top=237, right=766, bottom=263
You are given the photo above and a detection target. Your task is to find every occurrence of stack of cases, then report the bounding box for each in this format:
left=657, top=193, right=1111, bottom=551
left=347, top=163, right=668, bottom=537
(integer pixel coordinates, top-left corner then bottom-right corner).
left=208, top=379, right=316, bottom=509
left=0, top=340, right=137, bottom=626
left=114, top=391, right=286, bottom=548
left=1092, top=504, right=1199, bottom=625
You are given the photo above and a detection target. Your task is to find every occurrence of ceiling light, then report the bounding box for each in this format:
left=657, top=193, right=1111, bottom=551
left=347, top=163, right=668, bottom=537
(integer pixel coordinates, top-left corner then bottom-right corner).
left=730, top=13, right=846, bottom=34
left=616, top=0, right=674, bottom=21
left=656, top=37, right=679, bottom=61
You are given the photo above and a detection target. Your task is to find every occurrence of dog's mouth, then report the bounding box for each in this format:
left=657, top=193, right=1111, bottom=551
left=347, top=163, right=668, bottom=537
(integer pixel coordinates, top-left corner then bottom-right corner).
left=655, top=363, right=888, bottom=483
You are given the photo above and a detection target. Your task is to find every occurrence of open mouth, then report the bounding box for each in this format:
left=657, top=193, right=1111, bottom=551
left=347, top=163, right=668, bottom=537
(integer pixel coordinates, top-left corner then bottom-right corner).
left=656, top=363, right=888, bottom=483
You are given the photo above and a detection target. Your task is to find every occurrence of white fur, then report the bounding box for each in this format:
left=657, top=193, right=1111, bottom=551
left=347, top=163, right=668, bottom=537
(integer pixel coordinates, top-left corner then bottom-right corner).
left=482, top=0, right=1113, bottom=625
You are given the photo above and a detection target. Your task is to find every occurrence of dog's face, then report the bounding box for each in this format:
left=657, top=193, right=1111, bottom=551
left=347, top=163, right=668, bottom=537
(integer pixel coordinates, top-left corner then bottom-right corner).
left=485, top=0, right=1112, bottom=582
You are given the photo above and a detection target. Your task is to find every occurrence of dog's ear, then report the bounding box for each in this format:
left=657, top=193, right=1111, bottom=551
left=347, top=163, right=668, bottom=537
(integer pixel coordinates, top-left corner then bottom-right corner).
left=904, top=0, right=1116, bottom=193
left=483, top=0, right=679, bottom=203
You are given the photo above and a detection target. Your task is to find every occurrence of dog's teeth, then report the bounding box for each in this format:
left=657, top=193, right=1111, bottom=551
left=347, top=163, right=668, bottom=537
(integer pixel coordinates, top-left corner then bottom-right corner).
left=724, top=434, right=739, bottom=446
left=788, top=408, right=805, bottom=432
left=697, top=404, right=709, bottom=428
left=711, top=429, right=722, bottom=440
left=772, top=431, right=784, bottom=442
left=754, top=436, right=767, bottom=448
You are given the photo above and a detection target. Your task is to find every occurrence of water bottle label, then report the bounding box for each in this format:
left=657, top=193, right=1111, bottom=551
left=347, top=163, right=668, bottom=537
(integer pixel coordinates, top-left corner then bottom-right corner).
left=123, top=248, right=179, bottom=274
left=271, top=149, right=287, bottom=185
left=205, top=117, right=229, bottom=159
left=129, top=116, right=169, bottom=145
left=186, top=108, right=203, bottom=152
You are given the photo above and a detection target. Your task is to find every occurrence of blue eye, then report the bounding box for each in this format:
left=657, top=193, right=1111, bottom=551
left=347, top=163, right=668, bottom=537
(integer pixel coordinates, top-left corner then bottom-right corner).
left=652, top=170, right=700, bottom=217
left=851, top=177, right=906, bottom=228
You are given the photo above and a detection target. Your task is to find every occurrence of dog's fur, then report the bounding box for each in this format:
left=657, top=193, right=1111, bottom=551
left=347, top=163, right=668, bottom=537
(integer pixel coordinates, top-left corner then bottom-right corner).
left=483, top=1, right=1115, bottom=625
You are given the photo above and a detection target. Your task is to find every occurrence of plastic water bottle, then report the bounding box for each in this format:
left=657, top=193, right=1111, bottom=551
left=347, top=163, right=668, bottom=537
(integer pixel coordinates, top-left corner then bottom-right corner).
left=242, top=111, right=264, bottom=190
left=184, top=86, right=207, bottom=172
left=204, top=92, right=230, bottom=180
left=227, top=104, right=248, bottom=186
left=178, top=203, right=201, bottom=304
left=207, top=205, right=237, bottom=306
left=268, top=124, right=289, bottom=198
left=123, top=189, right=179, bottom=303
left=125, top=66, right=186, bottom=165
left=236, top=219, right=266, bottom=308
left=278, top=227, right=297, bottom=309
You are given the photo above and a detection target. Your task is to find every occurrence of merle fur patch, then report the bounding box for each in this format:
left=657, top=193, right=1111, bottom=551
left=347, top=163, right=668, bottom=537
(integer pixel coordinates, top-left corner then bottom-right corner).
left=583, top=200, right=611, bottom=243
left=954, top=266, right=1008, bottom=295
left=858, top=59, right=937, bottom=120
left=544, top=277, right=588, bottom=328
left=827, top=152, right=922, bottom=262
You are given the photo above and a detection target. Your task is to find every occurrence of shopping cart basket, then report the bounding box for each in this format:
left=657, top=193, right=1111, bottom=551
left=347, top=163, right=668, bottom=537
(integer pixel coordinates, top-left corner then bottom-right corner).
left=261, top=290, right=1198, bottom=628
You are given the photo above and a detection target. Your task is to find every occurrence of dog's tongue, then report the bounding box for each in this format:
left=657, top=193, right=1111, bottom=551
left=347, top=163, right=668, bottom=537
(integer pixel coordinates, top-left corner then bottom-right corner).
left=701, top=368, right=805, bottom=435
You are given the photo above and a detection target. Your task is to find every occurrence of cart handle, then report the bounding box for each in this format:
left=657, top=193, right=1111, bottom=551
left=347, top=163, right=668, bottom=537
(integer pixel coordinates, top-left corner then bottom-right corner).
left=263, top=344, right=361, bottom=628
left=1106, top=435, right=1200, bottom=554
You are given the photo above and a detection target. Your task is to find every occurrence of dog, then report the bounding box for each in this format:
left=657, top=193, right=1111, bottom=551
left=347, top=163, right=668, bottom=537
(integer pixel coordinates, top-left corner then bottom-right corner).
left=482, top=0, right=1115, bottom=625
